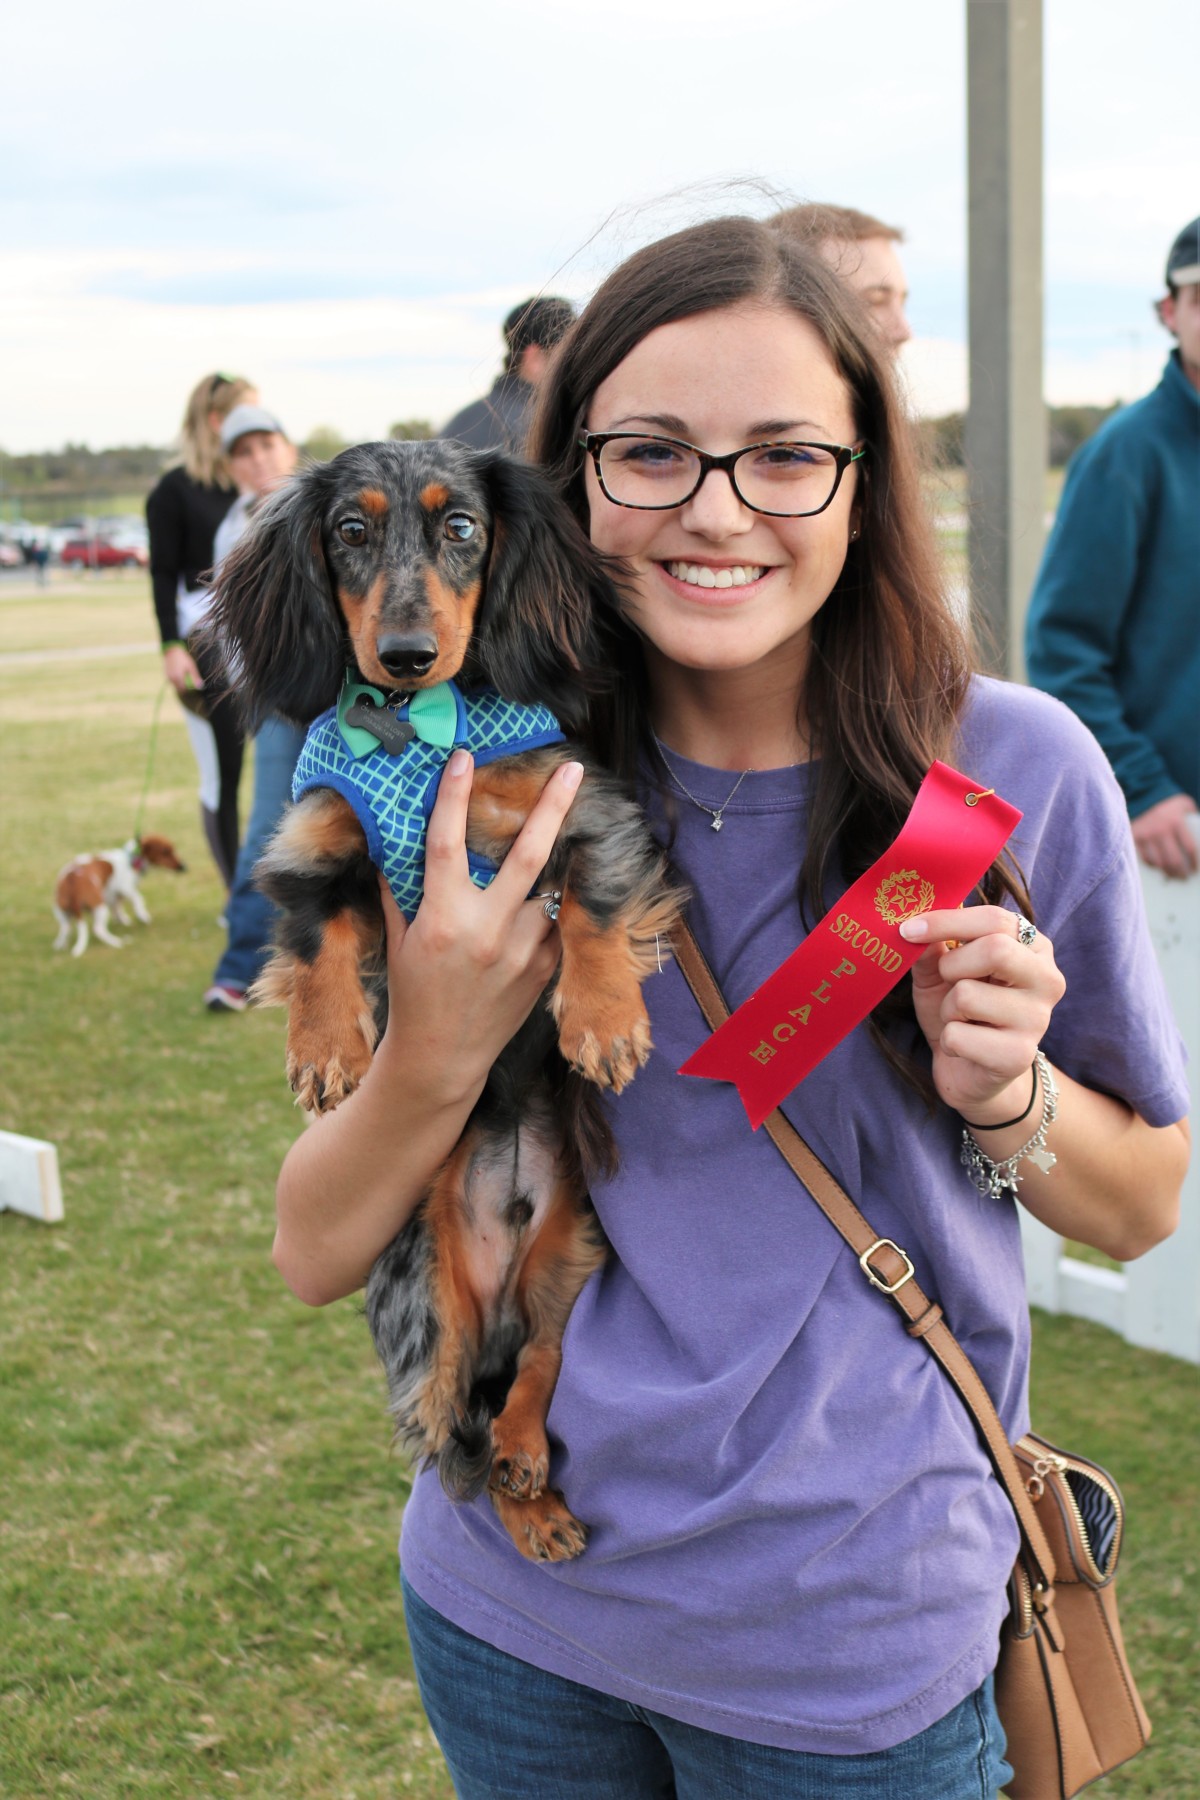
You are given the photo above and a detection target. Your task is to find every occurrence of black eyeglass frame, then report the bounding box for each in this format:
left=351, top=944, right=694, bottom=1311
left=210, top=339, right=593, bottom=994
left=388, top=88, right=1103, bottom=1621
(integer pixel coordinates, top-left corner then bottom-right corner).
left=579, top=431, right=867, bottom=518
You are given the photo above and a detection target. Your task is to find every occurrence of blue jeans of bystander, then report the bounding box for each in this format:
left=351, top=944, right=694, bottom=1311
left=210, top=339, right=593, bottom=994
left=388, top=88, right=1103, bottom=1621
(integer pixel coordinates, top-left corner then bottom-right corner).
left=211, top=717, right=306, bottom=992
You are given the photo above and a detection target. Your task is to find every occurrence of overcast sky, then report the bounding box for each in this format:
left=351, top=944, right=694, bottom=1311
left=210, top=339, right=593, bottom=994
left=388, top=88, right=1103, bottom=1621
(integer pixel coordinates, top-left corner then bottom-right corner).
left=2, top=0, right=1195, bottom=452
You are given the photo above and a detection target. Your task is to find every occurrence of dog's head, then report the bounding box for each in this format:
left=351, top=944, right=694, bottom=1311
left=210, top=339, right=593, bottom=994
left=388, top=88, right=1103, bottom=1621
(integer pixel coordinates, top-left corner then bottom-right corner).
left=207, top=440, right=620, bottom=734
left=135, top=835, right=186, bottom=873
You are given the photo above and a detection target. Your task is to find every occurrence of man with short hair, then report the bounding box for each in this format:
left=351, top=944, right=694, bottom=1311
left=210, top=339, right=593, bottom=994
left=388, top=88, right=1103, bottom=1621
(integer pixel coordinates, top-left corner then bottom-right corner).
left=441, top=296, right=576, bottom=454
left=770, top=202, right=912, bottom=353
left=1026, top=216, right=1200, bottom=880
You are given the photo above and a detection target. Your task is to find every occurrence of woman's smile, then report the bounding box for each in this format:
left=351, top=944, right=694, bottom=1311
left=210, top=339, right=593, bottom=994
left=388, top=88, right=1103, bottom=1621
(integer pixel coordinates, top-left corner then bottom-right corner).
left=659, top=558, right=771, bottom=595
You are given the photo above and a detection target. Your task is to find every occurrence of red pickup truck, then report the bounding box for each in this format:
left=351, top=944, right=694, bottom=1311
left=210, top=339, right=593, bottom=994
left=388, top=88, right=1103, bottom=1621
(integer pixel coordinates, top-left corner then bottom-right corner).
left=60, top=538, right=149, bottom=569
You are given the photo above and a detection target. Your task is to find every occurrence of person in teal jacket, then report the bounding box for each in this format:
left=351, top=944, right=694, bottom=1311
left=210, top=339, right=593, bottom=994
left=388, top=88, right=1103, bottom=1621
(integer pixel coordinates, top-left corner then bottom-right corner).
left=1026, top=216, right=1200, bottom=879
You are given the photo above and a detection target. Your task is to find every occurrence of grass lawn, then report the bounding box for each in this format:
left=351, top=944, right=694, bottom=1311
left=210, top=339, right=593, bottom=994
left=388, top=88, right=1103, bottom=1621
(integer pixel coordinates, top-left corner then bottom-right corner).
left=2, top=583, right=1196, bottom=1798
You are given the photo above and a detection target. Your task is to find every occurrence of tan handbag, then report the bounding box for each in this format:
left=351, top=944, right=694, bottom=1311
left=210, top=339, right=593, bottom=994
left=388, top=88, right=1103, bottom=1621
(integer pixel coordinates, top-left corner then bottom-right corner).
left=672, top=923, right=1151, bottom=1799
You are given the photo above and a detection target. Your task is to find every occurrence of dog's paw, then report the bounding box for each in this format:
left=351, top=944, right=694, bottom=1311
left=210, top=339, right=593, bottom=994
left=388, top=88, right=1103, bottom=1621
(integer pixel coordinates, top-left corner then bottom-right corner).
left=555, top=1001, right=653, bottom=1094
left=491, top=1488, right=588, bottom=1563
left=287, top=1008, right=377, bottom=1113
left=488, top=1431, right=549, bottom=1502
left=288, top=1052, right=367, bottom=1114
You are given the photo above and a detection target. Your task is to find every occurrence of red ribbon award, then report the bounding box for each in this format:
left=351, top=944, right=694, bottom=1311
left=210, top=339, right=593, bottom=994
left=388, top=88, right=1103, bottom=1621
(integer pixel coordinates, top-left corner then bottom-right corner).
left=678, top=761, right=1022, bottom=1127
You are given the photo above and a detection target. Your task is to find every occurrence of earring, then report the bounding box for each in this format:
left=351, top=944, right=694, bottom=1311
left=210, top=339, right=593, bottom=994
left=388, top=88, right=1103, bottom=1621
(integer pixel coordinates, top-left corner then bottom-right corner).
left=849, top=527, right=860, bottom=541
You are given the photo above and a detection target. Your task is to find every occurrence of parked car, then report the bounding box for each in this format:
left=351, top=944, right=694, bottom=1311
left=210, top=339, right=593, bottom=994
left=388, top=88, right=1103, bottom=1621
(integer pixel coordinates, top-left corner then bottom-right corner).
left=60, top=537, right=149, bottom=569
left=0, top=541, right=23, bottom=568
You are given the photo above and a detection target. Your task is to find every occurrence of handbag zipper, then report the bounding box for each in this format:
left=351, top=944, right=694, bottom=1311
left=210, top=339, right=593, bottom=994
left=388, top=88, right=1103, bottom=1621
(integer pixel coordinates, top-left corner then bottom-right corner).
left=1021, top=1436, right=1124, bottom=1583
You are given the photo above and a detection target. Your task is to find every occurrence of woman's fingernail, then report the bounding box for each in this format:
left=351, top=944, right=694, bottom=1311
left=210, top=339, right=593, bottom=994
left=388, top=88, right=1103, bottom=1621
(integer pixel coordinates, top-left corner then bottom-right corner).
left=899, top=917, right=929, bottom=940
left=561, top=762, right=584, bottom=791
left=448, top=749, right=471, bottom=777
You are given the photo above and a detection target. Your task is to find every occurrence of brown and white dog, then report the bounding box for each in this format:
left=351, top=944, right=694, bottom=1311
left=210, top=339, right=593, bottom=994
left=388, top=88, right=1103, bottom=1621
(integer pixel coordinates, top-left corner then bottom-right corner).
left=52, top=835, right=186, bottom=956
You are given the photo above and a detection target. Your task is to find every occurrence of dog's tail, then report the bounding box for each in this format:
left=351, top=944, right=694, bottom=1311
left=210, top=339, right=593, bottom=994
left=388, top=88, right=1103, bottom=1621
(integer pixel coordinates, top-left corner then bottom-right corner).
left=437, top=1399, right=494, bottom=1502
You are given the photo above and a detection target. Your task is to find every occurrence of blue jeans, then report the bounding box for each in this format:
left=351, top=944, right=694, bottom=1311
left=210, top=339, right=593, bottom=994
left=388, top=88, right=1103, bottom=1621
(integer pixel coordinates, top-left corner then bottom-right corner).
left=402, top=1578, right=1013, bottom=1800
left=212, top=717, right=306, bottom=990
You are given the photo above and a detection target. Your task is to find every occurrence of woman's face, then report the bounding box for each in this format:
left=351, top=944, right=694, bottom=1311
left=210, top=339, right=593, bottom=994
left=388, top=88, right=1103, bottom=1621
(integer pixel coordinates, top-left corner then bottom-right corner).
left=229, top=430, right=297, bottom=498
left=584, top=302, right=860, bottom=685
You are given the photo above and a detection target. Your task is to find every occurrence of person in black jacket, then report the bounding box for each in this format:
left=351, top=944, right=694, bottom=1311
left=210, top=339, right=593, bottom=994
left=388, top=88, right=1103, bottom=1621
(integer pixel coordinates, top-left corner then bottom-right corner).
left=440, top=297, right=575, bottom=454
left=146, top=371, right=257, bottom=887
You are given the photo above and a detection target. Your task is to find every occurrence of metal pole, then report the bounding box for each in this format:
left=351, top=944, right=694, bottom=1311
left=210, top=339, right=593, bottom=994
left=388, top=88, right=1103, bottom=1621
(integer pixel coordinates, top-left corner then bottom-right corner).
left=966, top=0, right=1046, bottom=681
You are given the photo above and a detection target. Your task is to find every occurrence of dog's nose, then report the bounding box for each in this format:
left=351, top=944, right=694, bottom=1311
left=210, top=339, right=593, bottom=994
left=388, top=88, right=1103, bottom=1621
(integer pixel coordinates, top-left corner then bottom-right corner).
left=376, top=633, right=439, bottom=681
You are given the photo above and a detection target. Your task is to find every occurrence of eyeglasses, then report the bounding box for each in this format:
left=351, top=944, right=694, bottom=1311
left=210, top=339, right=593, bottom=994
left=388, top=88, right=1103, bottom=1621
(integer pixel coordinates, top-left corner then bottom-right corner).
left=580, top=432, right=866, bottom=518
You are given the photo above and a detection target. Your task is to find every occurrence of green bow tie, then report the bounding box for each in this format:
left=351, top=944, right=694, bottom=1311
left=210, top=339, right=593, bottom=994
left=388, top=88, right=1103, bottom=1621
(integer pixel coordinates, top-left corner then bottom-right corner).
left=336, top=677, right=462, bottom=759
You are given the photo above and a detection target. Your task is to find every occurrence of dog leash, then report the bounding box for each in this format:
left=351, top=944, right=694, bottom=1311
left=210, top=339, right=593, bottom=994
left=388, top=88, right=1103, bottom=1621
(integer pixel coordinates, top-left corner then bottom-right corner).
left=130, top=679, right=172, bottom=848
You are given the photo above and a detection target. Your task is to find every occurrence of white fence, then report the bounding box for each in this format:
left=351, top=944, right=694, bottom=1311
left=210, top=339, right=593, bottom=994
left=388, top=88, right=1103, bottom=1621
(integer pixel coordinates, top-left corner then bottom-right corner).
left=1021, top=828, right=1200, bottom=1364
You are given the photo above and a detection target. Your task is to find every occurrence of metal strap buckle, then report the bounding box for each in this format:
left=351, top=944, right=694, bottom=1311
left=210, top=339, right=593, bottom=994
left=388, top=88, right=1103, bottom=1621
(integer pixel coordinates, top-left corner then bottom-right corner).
left=859, top=1237, right=915, bottom=1294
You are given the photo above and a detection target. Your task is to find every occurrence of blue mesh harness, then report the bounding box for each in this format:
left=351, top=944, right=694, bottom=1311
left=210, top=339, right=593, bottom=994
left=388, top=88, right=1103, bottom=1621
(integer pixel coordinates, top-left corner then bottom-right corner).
left=292, top=676, right=565, bottom=920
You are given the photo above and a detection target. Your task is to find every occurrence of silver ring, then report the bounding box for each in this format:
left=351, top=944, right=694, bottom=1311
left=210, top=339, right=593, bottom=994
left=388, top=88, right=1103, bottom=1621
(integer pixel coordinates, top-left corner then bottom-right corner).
left=1015, top=915, right=1038, bottom=948
left=532, top=888, right=562, bottom=922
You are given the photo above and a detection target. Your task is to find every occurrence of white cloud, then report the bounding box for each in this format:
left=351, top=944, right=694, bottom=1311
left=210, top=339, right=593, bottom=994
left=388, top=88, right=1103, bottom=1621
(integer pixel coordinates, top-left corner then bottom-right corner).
left=1, top=0, right=1195, bottom=449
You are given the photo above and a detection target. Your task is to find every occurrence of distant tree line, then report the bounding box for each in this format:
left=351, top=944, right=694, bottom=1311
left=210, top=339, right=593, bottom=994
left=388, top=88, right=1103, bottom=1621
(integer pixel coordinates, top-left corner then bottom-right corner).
left=2, top=406, right=1117, bottom=515
left=917, top=402, right=1122, bottom=471
left=0, top=442, right=168, bottom=495
left=0, top=421, right=436, bottom=519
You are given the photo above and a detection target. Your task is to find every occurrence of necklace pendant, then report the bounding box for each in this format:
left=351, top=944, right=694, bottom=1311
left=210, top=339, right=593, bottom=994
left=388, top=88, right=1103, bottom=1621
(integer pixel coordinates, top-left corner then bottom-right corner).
left=710, top=814, right=724, bottom=831
left=1027, top=1146, right=1057, bottom=1174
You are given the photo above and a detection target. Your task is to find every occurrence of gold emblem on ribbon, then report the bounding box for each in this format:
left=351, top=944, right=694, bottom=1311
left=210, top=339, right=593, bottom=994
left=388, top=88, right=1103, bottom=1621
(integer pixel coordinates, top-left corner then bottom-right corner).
left=874, top=869, right=935, bottom=926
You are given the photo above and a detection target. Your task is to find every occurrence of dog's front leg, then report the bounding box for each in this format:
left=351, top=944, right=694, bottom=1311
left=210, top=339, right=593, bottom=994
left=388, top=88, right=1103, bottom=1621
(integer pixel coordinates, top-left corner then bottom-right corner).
left=253, top=792, right=382, bottom=1113
left=547, top=786, right=684, bottom=1094
left=466, top=754, right=683, bottom=1093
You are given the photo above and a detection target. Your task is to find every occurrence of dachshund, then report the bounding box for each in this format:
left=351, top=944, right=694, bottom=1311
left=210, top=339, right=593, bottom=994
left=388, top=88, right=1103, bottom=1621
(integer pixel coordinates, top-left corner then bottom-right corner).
left=207, top=440, right=683, bottom=1562
left=53, top=835, right=186, bottom=956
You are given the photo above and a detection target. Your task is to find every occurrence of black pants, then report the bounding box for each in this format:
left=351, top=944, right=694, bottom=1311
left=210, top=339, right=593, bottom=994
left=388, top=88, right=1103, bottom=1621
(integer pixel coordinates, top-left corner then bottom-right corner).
left=188, top=632, right=245, bottom=889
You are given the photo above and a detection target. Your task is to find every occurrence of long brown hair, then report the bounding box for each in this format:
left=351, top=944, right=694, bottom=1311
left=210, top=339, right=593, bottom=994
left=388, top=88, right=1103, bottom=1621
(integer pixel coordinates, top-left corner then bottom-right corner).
left=529, top=215, right=1029, bottom=1087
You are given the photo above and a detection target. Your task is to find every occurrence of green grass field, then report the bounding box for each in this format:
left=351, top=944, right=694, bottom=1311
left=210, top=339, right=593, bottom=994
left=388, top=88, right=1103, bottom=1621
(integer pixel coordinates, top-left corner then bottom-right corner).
left=1, top=577, right=1196, bottom=1798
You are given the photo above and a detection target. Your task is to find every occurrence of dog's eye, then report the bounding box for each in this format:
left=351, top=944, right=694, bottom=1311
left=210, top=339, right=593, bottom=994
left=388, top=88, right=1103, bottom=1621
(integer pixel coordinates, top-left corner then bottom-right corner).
left=337, top=519, right=367, bottom=546
left=444, top=513, right=476, bottom=542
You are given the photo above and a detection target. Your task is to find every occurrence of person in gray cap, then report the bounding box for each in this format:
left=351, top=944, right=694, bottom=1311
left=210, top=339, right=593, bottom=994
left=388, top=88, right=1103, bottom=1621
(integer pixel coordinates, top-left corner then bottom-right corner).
left=204, top=405, right=305, bottom=1010
left=1026, top=216, right=1200, bottom=878
left=440, top=296, right=576, bottom=454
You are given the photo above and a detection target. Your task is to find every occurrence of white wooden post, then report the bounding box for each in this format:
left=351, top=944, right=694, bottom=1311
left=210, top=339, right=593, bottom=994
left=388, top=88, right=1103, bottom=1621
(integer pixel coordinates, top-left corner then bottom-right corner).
left=966, top=0, right=1046, bottom=681
left=1123, top=835, right=1200, bottom=1362
left=1020, top=823, right=1200, bottom=1365
left=0, top=1130, right=64, bottom=1224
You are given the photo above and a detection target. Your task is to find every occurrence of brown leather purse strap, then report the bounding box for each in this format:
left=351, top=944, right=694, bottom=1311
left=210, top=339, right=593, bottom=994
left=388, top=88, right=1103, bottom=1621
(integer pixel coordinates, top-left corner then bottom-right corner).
left=671, top=920, right=1058, bottom=1589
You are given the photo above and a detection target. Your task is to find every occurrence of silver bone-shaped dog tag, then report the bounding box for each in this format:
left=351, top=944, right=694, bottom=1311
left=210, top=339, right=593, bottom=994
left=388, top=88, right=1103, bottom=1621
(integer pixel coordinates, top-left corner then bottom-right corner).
left=345, top=696, right=415, bottom=754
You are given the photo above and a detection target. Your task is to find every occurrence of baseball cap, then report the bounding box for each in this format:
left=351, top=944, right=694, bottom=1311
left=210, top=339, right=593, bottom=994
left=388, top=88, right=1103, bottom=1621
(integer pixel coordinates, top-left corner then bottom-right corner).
left=220, top=403, right=287, bottom=453
left=1165, top=217, right=1200, bottom=289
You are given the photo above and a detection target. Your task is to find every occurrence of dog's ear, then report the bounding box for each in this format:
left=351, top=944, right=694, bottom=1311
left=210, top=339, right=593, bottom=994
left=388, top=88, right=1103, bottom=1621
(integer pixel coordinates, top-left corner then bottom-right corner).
left=203, top=463, right=346, bottom=726
left=471, top=455, right=619, bottom=736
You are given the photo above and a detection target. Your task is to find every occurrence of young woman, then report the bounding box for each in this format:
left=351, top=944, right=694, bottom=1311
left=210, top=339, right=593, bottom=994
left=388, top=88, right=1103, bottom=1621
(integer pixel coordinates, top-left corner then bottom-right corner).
left=270, top=219, right=1189, bottom=1797
left=146, top=370, right=256, bottom=889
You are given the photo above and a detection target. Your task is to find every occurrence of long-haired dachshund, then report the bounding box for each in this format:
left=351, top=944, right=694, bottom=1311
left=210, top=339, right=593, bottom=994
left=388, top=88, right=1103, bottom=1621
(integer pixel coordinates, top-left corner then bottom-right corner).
left=208, top=440, right=682, bottom=1562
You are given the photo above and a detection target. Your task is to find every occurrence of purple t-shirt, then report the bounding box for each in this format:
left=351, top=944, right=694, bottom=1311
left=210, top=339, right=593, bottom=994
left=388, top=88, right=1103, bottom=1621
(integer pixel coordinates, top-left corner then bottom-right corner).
left=400, top=677, right=1188, bottom=1754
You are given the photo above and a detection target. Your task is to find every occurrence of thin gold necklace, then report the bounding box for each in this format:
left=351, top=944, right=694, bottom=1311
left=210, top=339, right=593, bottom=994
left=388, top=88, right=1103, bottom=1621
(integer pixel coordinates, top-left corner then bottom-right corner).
left=653, top=737, right=753, bottom=832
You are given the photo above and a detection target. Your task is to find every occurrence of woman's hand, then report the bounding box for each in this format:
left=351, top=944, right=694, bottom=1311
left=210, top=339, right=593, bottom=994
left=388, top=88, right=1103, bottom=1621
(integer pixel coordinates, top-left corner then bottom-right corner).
left=371, top=748, right=585, bottom=1105
left=897, top=903, right=1185, bottom=1260
left=898, top=905, right=1066, bottom=1124
left=163, top=642, right=203, bottom=696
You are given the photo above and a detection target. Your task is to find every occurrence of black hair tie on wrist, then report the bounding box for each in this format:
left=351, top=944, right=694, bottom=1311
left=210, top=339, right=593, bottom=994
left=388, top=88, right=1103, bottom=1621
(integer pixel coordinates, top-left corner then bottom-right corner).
left=960, top=1059, right=1039, bottom=1132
